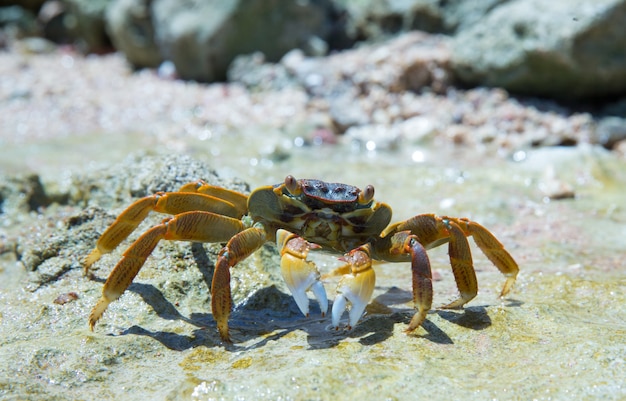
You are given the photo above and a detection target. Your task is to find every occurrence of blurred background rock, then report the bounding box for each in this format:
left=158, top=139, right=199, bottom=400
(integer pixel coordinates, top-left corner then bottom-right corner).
left=2, top=0, right=625, bottom=102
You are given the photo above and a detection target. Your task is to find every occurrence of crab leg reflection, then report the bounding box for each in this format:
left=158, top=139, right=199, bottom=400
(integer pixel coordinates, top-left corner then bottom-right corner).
left=276, top=229, right=328, bottom=317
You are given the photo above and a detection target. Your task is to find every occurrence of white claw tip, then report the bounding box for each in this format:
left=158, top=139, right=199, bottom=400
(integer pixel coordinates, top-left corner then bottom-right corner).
left=330, top=268, right=375, bottom=330
left=282, top=263, right=329, bottom=318
left=279, top=240, right=329, bottom=318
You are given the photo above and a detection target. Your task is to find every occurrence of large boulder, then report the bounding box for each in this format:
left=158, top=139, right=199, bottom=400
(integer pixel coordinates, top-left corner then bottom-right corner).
left=451, top=0, right=626, bottom=100
left=2, top=0, right=47, bottom=13
left=334, top=0, right=510, bottom=39
left=104, top=0, right=334, bottom=81
left=146, top=0, right=332, bottom=82
left=105, top=0, right=160, bottom=68
left=64, top=0, right=111, bottom=52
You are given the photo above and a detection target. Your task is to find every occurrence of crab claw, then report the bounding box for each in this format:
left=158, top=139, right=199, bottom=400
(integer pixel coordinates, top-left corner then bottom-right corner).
left=276, top=229, right=328, bottom=317
left=330, top=245, right=376, bottom=330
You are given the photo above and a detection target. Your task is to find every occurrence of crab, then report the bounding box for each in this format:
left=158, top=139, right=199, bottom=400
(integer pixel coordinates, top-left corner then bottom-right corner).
left=85, top=175, right=519, bottom=343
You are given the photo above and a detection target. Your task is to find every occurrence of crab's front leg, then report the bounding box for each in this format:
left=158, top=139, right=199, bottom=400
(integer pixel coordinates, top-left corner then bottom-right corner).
left=212, top=223, right=268, bottom=343
left=276, top=229, right=328, bottom=317
left=324, top=244, right=376, bottom=330
left=384, top=231, right=434, bottom=333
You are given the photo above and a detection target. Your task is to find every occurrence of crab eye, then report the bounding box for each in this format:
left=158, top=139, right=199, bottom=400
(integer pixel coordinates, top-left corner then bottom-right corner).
left=284, top=175, right=301, bottom=195
left=358, top=184, right=375, bottom=204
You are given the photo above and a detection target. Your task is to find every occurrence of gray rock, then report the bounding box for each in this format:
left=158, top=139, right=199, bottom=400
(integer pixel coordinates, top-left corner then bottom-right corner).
left=39, top=1, right=74, bottom=44
left=0, top=174, right=50, bottom=215
left=451, top=0, right=626, bottom=99
left=64, top=0, right=111, bottom=52
left=436, top=0, right=512, bottom=33
left=0, top=5, right=39, bottom=38
left=149, top=0, right=332, bottom=82
left=595, top=116, right=626, bottom=148
left=12, top=36, right=57, bottom=53
left=105, top=0, right=160, bottom=68
left=334, top=0, right=510, bottom=39
left=227, top=52, right=299, bottom=92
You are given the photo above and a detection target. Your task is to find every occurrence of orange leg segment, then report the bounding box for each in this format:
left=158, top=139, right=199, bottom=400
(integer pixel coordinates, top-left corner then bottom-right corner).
left=211, top=225, right=268, bottom=342
left=379, top=213, right=518, bottom=333
left=393, top=214, right=518, bottom=300
left=440, top=220, right=478, bottom=309
left=88, top=211, right=245, bottom=331
left=84, top=189, right=246, bottom=274
left=383, top=230, right=434, bottom=333
left=459, top=219, right=519, bottom=297
left=178, top=180, right=248, bottom=213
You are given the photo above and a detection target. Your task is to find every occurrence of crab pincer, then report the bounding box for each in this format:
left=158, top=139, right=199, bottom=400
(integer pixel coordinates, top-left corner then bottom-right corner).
left=276, top=229, right=328, bottom=317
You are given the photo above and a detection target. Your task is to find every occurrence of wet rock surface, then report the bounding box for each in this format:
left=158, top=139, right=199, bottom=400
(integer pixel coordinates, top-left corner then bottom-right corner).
left=1, top=147, right=625, bottom=400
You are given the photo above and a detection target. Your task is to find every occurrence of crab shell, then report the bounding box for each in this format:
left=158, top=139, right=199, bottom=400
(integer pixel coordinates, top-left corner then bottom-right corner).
left=248, top=178, right=392, bottom=253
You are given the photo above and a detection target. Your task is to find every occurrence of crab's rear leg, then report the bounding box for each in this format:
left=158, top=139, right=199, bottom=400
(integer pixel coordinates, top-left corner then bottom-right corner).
left=276, top=229, right=328, bottom=318
left=385, top=214, right=479, bottom=309
left=84, top=188, right=247, bottom=274
left=386, top=213, right=518, bottom=332
left=88, top=211, right=244, bottom=331
left=439, top=220, right=478, bottom=309
left=453, top=218, right=519, bottom=297
left=179, top=180, right=249, bottom=213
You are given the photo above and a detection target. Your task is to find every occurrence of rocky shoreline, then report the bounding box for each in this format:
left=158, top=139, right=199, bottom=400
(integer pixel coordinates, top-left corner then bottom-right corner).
left=1, top=1, right=625, bottom=400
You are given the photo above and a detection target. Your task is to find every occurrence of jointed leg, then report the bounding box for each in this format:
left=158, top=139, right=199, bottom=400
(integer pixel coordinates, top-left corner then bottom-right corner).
left=179, top=180, right=248, bottom=213
left=211, top=225, right=268, bottom=342
left=89, top=211, right=244, bottom=330
left=84, top=187, right=247, bottom=274
left=439, top=220, right=477, bottom=309
left=381, top=230, right=434, bottom=333
left=384, top=215, right=477, bottom=308
left=380, top=213, right=518, bottom=333
left=453, top=218, right=519, bottom=297
left=389, top=213, right=517, bottom=301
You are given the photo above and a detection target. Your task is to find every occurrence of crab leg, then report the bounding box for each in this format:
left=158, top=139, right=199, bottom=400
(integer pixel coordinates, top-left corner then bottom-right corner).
left=386, top=213, right=518, bottom=301
left=453, top=218, right=519, bottom=297
left=211, top=224, right=268, bottom=342
left=325, top=244, right=376, bottom=330
left=396, top=215, right=478, bottom=309
left=384, top=231, right=434, bottom=333
left=88, top=211, right=244, bottom=331
left=178, top=180, right=248, bottom=213
left=276, top=229, right=328, bottom=318
left=439, top=220, right=478, bottom=309
left=84, top=190, right=246, bottom=273
left=375, top=213, right=519, bottom=333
